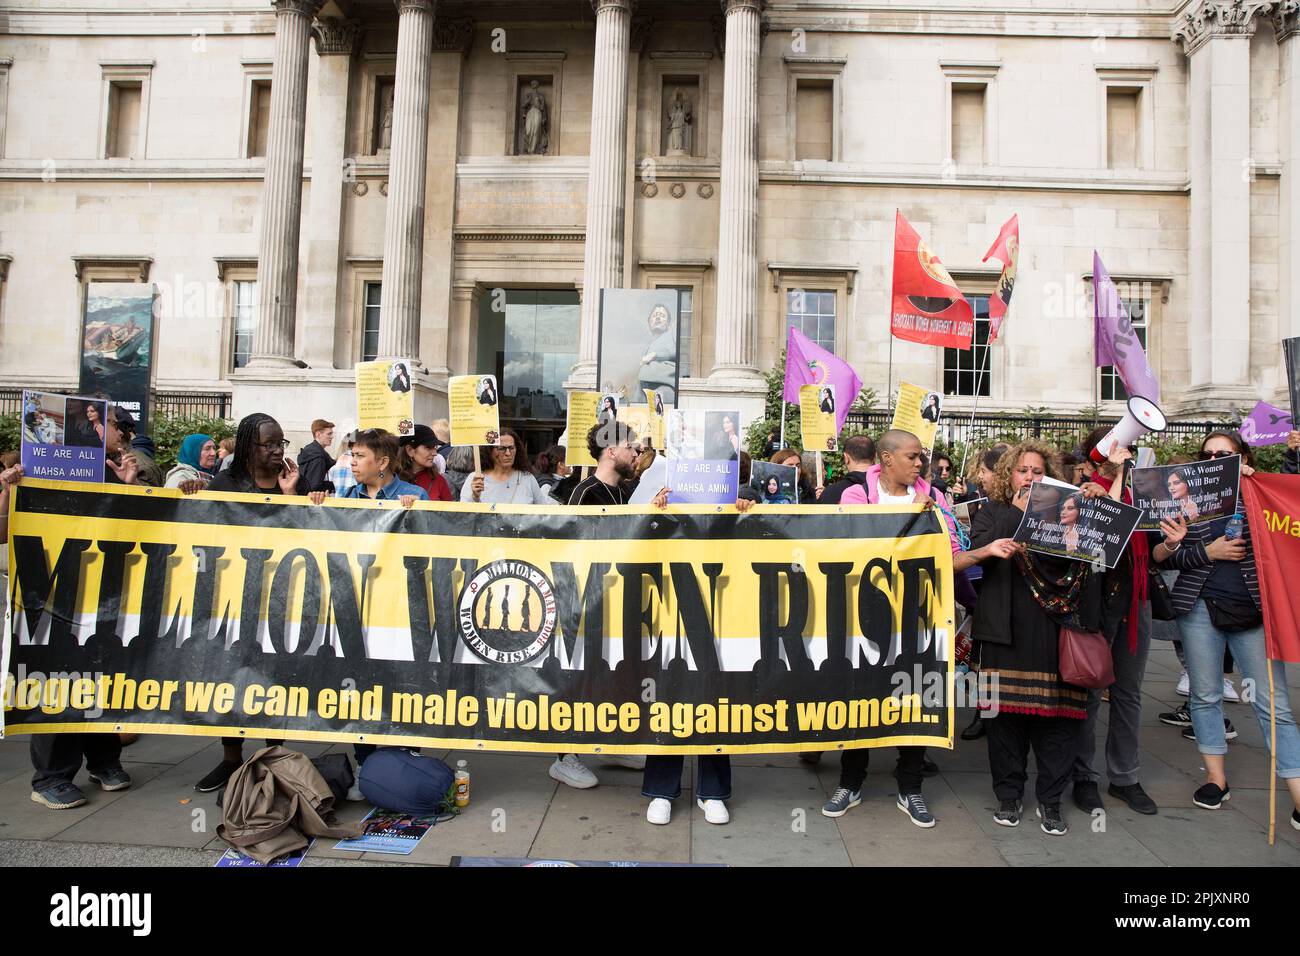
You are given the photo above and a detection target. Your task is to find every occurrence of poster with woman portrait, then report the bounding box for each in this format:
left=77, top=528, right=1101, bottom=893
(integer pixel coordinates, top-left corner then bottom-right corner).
left=750, top=461, right=799, bottom=504
left=565, top=390, right=602, bottom=468
left=21, top=390, right=107, bottom=482
left=1012, top=481, right=1143, bottom=569
left=448, top=373, right=501, bottom=447
left=799, top=384, right=838, bottom=453
left=889, top=381, right=940, bottom=454
left=664, top=408, right=740, bottom=504
left=1131, top=457, right=1240, bottom=531
left=596, top=289, right=680, bottom=408
left=356, top=359, right=416, bottom=437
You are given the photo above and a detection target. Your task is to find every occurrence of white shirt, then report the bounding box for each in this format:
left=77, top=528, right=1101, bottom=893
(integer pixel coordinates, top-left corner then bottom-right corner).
left=877, top=485, right=918, bottom=506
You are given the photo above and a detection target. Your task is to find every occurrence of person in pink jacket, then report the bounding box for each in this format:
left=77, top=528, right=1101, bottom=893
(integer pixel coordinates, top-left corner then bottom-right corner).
left=823, top=429, right=1018, bottom=826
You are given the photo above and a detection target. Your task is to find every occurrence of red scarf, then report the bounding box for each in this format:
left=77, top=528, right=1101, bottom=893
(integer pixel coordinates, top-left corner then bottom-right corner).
left=1090, top=470, right=1148, bottom=653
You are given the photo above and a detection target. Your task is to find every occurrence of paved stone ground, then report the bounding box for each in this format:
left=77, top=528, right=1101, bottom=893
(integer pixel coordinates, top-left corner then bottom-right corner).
left=2, top=643, right=1298, bottom=867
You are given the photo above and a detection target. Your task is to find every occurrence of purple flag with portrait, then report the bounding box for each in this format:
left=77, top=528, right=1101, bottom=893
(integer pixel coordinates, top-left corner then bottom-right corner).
left=1093, top=251, right=1160, bottom=402
left=783, top=326, right=861, bottom=434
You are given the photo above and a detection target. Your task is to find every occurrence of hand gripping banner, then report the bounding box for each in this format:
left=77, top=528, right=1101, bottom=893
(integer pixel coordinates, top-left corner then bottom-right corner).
left=3, top=480, right=956, bottom=754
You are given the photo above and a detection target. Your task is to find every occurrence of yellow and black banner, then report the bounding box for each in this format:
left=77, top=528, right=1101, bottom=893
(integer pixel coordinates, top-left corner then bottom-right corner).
left=3, top=480, right=955, bottom=754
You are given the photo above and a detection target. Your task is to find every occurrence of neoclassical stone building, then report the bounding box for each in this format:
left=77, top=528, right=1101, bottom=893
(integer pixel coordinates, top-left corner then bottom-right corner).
left=1, top=0, right=1298, bottom=445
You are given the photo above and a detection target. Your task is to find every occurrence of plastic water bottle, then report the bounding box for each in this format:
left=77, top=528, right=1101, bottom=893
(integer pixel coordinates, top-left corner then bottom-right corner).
left=454, top=760, right=471, bottom=808
left=1224, top=511, right=1244, bottom=541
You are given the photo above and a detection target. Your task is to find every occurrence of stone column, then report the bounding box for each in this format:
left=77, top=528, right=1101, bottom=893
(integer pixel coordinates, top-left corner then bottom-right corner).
left=301, top=17, right=362, bottom=370
left=249, top=0, right=323, bottom=368
left=572, top=0, right=634, bottom=386
left=1275, top=3, right=1300, bottom=355
left=710, top=0, right=763, bottom=384
left=377, top=0, right=436, bottom=361
left=1173, top=0, right=1268, bottom=409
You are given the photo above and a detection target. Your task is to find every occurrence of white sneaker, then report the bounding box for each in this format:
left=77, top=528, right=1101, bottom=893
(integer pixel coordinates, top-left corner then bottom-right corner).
left=646, top=797, right=672, bottom=825
left=606, top=754, right=646, bottom=770
left=1223, top=678, right=1240, bottom=703
left=1176, top=671, right=1190, bottom=697
left=549, top=754, right=598, bottom=789
left=697, top=798, right=729, bottom=825
left=346, top=781, right=365, bottom=802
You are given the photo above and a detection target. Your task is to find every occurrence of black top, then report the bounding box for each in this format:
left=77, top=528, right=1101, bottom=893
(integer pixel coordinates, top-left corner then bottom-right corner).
left=568, top=474, right=627, bottom=506
left=817, top=471, right=868, bottom=505
left=207, top=469, right=284, bottom=495
left=295, top=440, right=335, bottom=495
left=1162, top=512, right=1261, bottom=614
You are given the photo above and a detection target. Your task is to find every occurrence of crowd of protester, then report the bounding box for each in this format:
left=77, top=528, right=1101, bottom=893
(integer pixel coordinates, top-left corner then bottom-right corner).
left=2, top=404, right=1299, bottom=839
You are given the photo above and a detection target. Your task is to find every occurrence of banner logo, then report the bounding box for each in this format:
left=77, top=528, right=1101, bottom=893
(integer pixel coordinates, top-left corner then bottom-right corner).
left=459, top=561, right=558, bottom=665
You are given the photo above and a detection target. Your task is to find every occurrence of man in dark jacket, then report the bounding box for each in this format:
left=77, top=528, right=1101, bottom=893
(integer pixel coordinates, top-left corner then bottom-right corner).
left=1285, top=430, right=1299, bottom=474
left=296, top=418, right=335, bottom=494
left=123, top=414, right=164, bottom=487
left=817, top=434, right=875, bottom=505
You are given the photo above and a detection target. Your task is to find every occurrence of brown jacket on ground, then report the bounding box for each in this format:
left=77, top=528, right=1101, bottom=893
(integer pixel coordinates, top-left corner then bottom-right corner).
left=217, top=745, right=363, bottom=863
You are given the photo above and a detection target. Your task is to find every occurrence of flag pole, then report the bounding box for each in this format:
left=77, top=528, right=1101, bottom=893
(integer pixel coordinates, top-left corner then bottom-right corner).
left=886, top=333, right=895, bottom=415
left=779, top=401, right=787, bottom=451
left=959, top=342, right=989, bottom=478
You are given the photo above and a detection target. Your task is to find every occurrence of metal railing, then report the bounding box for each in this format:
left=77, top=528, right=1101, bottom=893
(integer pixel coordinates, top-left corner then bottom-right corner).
left=0, top=387, right=231, bottom=422
left=840, top=409, right=1231, bottom=452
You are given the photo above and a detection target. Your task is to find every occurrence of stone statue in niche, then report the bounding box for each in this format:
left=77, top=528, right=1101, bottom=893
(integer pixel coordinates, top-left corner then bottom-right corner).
left=519, top=80, right=549, bottom=155
left=665, top=87, right=692, bottom=156
left=378, top=82, right=395, bottom=150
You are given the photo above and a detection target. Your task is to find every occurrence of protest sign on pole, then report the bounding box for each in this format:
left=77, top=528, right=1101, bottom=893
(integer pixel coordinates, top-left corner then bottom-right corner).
left=79, top=282, right=157, bottom=433
left=448, top=374, right=501, bottom=447
left=564, top=391, right=601, bottom=468
left=356, top=359, right=416, bottom=437
left=1131, top=456, right=1240, bottom=530
left=890, top=382, right=941, bottom=454
left=1240, top=401, right=1294, bottom=447
left=799, top=384, right=838, bottom=453
left=19, top=390, right=108, bottom=483
left=3, top=479, right=956, bottom=754
left=1012, top=481, right=1143, bottom=569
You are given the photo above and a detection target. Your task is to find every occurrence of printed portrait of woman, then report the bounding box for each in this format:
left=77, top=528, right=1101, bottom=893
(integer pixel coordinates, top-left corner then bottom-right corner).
left=1058, top=492, right=1084, bottom=553
left=387, top=361, right=412, bottom=393
left=920, top=391, right=942, bottom=423
left=819, top=386, right=835, bottom=415
left=763, top=474, right=792, bottom=504
left=1166, top=469, right=1200, bottom=522
left=65, top=399, right=107, bottom=448
left=638, top=303, right=678, bottom=407
left=706, top=412, right=741, bottom=461
left=477, top=376, right=498, bottom=406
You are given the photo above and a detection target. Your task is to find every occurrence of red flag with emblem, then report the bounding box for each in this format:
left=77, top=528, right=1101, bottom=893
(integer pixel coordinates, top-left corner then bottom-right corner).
left=890, top=210, right=974, bottom=350
left=982, top=214, right=1019, bottom=343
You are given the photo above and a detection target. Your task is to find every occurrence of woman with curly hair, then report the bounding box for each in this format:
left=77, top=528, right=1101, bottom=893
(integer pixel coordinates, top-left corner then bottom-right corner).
left=964, top=440, right=1108, bottom=836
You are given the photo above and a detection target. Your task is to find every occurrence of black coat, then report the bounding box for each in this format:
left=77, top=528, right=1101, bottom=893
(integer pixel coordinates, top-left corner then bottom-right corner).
left=295, top=440, right=335, bottom=495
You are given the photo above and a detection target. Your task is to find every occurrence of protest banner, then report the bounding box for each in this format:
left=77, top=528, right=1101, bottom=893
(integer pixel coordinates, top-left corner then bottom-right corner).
left=890, top=382, right=941, bottom=454
left=564, top=391, right=601, bottom=468
left=1131, top=456, right=1240, bottom=531
left=79, top=283, right=156, bottom=433
left=19, top=391, right=108, bottom=484
left=1241, top=474, right=1300, bottom=663
left=356, top=359, right=415, bottom=438
left=890, top=211, right=974, bottom=350
left=2, top=479, right=956, bottom=753
left=597, top=289, right=680, bottom=408
left=1012, top=481, right=1143, bottom=569
left=664, top=409, right=741, bottom=504
left=1240, top=401, right=1294, bottom=447
left=749, top=461, right=799, bottom=504
left=799, top=384, right=838, bottom=453
left=448, top=374, right=500, bottom=447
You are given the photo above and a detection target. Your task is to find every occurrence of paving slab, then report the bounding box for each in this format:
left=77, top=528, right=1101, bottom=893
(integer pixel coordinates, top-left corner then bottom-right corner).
left=1122, top=802, right=1300, bottom=867
left=529, top=779, right=692, bottom=864
left=0, top=762, right=171, bottom=842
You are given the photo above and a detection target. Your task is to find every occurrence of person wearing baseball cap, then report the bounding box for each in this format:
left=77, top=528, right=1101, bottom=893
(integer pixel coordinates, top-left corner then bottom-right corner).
left=398, top=425, right=453, bottom=501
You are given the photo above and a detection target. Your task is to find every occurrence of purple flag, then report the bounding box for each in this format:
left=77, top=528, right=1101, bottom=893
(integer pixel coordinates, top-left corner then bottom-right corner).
left=783, top=326, right=862, bottom=434
left=1093, top=251, right=1160, bottom=402
left=1241, top=400, right=1295, bottom=447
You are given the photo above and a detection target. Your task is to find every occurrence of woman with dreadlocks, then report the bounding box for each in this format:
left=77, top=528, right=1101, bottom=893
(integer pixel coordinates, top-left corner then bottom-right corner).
left=195, top=413, right=299, bottom=792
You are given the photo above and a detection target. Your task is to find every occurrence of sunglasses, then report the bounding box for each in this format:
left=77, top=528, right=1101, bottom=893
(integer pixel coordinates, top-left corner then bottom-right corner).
left=1199, top=450, right=1236, bottom=460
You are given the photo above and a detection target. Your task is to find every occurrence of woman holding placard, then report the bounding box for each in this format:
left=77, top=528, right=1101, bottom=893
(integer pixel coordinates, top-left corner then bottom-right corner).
left=1155, top=430, right=1300, bottom=828
left=462, top=429, right=553, bottom=505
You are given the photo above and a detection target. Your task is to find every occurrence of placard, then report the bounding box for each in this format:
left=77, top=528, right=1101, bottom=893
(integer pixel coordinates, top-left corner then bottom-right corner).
left=448, top=374, right=501, bottom=447
left=1131, top=456, right=1240, bottom=531
left=750, top=461, right=799, bottom=504
left=890, top=381, right=941, bottom=454
left=800, top=384, right=838, bottom=453
left=356, top=359, right=415, bottom=437
left=664, top=409, right=741, bottom=504
left=20, top=390, right=107, bottom=483
left=1012, top=481, right=1144, bottom=569
left=564, top=391, right=601, bottom=468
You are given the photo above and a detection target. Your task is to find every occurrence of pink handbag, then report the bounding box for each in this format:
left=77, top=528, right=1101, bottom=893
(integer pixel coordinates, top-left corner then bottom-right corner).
left=1058, top=626, right=1115, bottom=689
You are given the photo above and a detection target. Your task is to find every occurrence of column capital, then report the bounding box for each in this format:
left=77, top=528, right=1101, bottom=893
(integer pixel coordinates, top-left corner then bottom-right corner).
left=431, top=16, right=475, bottom=54
left=311, top=17, right=363, bottom=56
left=1273, top=0, right=1300, bottom=41
left=272, top=0, right=325, bottom=17
left=1172, top=0, right=1274, bottom=56
left=720, top=0, right=764, bottom=14
left=394, top=0, right=434, bottom=13
left=591, top=0, right=635, bottom=13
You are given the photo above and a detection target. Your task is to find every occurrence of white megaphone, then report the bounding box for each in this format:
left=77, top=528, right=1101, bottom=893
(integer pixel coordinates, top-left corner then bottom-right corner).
left=1089, top=395, right=1167, bottom=463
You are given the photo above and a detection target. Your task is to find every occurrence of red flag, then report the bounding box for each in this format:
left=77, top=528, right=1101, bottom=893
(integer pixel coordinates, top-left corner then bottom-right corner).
left=982, top=214, right=1018, bottom=344
left=890, top=211, right=974, bottom=350
left=1241, top=474, right=1300, bottom=663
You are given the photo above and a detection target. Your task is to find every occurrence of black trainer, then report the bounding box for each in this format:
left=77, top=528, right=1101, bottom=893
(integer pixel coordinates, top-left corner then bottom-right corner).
left=1036, top=804, right=1067, bottom=836
left=1158, top=704, right=1191, bottom=727
left=961, top=713, right=987, bottom=740
left=1182, top=719, right=1238, bottom=742
left=1193, top=782, right=1230, bottom=810
left=993, top=799, right=1022, bottom=827
left=195, top=759, right=241, bottom=793
left=1108, top=782, right=1157, bottom=815
left=1072, top=780, right=1103, bottom=813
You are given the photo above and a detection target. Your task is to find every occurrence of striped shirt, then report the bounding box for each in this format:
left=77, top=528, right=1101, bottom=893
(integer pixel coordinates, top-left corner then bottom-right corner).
left=1159, top=516, right=1260, bottom=615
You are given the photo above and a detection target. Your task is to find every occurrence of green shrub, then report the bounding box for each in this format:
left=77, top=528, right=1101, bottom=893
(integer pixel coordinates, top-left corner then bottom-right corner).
left=0, top=412, right=18, bottom=456
left=148, top=411, right=235, bottom=473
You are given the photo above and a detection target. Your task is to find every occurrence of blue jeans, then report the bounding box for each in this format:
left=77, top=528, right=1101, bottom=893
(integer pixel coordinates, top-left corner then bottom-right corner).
left=1179, top=599, right=1300, bottom=778
left=642, top=756, right=731, bottom=801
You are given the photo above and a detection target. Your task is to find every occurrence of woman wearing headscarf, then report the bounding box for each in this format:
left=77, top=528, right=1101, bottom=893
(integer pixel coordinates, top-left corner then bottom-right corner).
left=165, top=434, right=218, bottom=491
